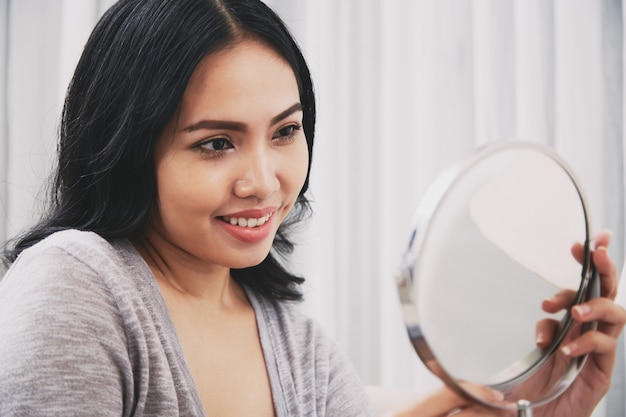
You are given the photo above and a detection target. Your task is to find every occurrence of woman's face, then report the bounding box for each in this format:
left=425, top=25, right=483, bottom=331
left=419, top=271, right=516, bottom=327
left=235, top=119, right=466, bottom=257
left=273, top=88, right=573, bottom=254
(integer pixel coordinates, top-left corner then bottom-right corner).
left=150, top=39, right=309, bottom=270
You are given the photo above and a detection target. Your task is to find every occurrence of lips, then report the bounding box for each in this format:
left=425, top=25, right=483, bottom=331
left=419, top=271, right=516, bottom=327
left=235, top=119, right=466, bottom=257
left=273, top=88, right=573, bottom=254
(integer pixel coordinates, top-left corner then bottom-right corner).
left=217, top=209, right=277, bottom=243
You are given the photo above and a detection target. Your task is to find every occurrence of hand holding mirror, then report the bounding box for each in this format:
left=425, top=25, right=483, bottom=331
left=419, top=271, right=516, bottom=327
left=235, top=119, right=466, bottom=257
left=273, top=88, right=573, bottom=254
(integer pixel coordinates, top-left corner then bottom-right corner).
left=396, top=141, right=600, bottom=417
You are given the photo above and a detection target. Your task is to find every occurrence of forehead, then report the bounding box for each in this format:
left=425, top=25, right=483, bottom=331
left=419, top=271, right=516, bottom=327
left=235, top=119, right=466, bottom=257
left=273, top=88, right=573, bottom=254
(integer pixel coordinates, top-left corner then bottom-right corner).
left=177, top=39, right=300, bottom=123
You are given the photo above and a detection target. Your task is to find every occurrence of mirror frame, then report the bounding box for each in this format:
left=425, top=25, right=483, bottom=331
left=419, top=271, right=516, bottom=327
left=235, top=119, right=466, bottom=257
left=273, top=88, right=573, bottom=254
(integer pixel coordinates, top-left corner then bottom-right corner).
left=396, top=141, right=599, bottom=413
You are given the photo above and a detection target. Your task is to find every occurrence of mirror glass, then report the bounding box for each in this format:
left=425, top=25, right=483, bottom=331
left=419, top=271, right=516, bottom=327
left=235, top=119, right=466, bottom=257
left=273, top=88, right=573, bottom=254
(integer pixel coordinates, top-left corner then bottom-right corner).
left=396, top=141, right=598, bottom=414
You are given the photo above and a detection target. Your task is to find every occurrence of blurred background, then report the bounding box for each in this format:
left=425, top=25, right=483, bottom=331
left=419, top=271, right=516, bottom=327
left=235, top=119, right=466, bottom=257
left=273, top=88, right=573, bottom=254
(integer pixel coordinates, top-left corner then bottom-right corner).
left=0, top=1, right=624, bottom=416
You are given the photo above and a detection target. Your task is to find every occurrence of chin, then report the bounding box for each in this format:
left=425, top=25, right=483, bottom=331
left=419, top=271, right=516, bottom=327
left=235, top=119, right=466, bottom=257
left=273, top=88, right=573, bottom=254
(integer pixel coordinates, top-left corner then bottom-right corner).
left=228, top=252, right=271, bottom=270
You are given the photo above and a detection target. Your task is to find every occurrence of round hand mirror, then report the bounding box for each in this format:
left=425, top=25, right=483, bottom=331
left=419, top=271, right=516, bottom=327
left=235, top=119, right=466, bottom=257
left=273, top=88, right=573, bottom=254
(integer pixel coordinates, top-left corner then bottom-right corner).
left=396, top=141, right=599, bottom=417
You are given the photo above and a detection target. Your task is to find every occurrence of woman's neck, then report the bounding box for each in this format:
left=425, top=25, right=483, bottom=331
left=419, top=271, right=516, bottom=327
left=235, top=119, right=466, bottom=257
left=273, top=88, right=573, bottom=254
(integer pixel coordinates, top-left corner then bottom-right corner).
left=132, top=231, right=246, bottom=311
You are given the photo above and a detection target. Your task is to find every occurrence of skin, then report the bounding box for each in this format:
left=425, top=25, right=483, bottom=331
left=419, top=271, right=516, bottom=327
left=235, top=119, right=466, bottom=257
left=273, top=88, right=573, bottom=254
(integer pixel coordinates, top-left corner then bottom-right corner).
left=134, top=39, right=309, bottom=417
left=389, top=230, right=626, bottom=417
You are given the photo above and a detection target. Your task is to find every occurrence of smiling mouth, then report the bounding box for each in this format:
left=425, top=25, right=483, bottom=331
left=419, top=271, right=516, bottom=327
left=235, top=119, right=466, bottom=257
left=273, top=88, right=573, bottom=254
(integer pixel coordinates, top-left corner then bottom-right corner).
left=219, top=212, right=273, bottom=228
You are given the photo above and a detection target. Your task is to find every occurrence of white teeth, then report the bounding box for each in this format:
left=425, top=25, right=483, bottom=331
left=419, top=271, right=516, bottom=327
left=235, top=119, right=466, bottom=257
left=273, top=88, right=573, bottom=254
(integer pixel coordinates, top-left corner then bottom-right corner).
left=223, top=213, right=272, bottom=228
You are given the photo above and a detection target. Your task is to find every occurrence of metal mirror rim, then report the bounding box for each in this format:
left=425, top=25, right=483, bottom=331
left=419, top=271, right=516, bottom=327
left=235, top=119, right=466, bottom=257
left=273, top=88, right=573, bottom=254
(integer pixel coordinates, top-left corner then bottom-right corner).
left=395, top=140, right=596, bottom=412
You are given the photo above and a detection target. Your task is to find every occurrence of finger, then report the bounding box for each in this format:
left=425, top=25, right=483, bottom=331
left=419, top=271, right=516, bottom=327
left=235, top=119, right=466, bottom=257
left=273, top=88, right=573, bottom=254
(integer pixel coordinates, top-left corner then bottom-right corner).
left=571, top=240, right=585, bottom=265
left=536, top=318, right=560, bottom=348
left=560, top=330, right=618, bottom=376
left=592, top=229, right=612, bottom=250
left=570, top=231, right=617, bottom=299
left=456, top=381, right=507, bottom=406
left=542, top=289, right=577, bottom=313
left=571, top=228, right=613, bottom=267
left=593, top=246, right=618, bottom=299
left=571, top=298, right=626, bottom=338
left=560, top=297, right=626, bottom=379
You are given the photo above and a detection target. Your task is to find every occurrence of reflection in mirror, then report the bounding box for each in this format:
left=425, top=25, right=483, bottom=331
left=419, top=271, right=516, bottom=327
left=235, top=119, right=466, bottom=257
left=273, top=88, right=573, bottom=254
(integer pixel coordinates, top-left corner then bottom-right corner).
left=396, top=142, right=598, bottom=416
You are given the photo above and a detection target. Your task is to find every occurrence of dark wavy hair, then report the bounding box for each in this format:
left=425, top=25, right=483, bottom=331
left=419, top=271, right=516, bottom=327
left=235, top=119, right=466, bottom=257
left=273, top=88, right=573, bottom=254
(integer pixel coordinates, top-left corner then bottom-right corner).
left=2, top=0, right=315, bottom=301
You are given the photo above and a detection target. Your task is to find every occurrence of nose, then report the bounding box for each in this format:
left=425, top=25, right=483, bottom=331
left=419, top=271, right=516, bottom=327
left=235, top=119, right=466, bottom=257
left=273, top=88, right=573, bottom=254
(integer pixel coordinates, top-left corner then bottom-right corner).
left=233, top=148, right=280, bottom=200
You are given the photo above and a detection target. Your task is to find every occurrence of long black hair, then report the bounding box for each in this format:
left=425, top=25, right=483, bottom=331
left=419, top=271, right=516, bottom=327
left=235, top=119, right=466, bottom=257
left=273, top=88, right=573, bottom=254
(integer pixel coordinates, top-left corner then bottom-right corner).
left=3, top=0, right=315, bottom=301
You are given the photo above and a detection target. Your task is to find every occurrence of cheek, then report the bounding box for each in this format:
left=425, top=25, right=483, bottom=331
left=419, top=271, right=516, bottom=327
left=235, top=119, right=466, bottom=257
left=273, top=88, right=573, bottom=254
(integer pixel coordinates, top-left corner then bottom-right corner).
left=155, top=159, right=222, bottom=217
left=157, top=162, right=189, bottom=206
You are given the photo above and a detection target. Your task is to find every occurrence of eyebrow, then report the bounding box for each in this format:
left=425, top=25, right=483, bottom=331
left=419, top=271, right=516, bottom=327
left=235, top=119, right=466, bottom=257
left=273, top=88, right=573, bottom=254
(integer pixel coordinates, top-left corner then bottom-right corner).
left=182, top=102, right=303, bottom=133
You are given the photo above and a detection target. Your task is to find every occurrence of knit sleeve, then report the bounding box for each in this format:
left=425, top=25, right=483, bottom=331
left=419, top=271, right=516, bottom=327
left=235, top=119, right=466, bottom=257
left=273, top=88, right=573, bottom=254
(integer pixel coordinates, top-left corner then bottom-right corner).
left=0, top=243, right=134, bottom=417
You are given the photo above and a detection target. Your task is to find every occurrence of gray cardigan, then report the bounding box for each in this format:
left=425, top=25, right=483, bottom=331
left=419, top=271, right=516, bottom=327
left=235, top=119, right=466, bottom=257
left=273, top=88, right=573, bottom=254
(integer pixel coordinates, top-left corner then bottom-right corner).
left=0, top=230, right=374, bottom=417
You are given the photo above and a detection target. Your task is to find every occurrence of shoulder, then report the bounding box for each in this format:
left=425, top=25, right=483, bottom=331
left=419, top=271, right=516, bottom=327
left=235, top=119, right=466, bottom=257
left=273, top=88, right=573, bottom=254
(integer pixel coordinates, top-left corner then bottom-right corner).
left=0, top=229, right=147, bottom=340
left=4, top=229, right=137, bottom=291
left=0, top=230, right=135, bottom=414
left=0, top=231, right=141, bottom=415
left=16, top=228, right=123, bottom=266
left=0, top=229, right=148, bottom=357
left=3, top=229, right=116, bottom=292
left=0, top=229, right=134, bottom=335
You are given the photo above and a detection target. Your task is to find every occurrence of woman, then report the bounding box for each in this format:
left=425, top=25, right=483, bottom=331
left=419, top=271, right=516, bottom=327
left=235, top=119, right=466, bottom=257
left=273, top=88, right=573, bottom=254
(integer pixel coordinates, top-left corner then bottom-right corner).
left=0, top=0, right=623, bottom=416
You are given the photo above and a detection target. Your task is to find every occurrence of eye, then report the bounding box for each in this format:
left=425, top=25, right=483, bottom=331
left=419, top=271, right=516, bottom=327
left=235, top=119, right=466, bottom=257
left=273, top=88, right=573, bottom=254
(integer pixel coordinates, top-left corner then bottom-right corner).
left=273, top=124, right=302, bottom=142
left=199, top=137, right=234, bottom=152
left=197, top=138, right=234, bottom=156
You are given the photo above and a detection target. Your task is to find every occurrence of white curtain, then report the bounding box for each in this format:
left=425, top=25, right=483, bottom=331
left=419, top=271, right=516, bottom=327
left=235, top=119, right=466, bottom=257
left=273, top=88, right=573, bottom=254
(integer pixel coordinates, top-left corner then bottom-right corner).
left=1, top=1, right=624, bottom=415
left=270, top=1, right=625, bottom=415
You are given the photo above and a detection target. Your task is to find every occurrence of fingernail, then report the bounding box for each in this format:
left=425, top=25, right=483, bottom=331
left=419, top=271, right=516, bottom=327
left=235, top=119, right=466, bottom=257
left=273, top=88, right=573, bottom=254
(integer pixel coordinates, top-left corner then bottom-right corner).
left=562, top=342, right=577, bottom=356
left=573, top=304, right=591, bottom=316
left=596, top=246, right=608, bottom=254
left=536, top=332, right=544, bottom=344
left=594, top=230, right=612, bottom=249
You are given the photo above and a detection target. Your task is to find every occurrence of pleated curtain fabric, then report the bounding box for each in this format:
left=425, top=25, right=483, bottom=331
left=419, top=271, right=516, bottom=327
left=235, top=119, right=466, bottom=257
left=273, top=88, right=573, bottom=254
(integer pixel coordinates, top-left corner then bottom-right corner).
left=1, top=0, right=625, bottom=415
